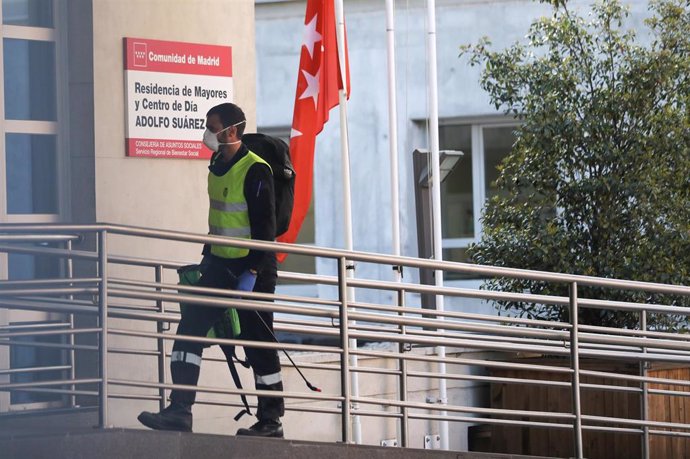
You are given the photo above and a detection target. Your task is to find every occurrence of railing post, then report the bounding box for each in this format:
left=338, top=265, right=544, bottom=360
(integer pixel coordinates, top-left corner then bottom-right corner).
left=641, top=309, right=650, bottom=459
left=569, top=282, right=583, bottom=459
left=338, top=257, right=351, bottom=443
left=155, top=264, right=166, bottom=412
left=397, top=287, right=409, bottom=448
left=66, top=239, right=77, bottom=408
left=97, top=230, right=109, bottom=428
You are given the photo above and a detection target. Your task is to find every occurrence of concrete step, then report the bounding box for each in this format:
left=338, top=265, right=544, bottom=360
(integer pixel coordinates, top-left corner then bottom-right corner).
left=1, top=428, right=549, bottom=459
left=0, top=406, right=98, bottom=437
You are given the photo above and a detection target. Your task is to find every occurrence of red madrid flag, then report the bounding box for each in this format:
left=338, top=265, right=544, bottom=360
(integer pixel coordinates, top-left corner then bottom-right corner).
left=277, top=0, right=350, bottom=261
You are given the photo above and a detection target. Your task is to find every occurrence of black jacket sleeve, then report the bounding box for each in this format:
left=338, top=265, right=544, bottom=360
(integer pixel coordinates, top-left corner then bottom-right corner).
left=243, top=162, right=276, bottom=271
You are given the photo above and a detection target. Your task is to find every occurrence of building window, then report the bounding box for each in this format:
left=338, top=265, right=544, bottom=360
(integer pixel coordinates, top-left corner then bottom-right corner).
left=1, top=0, right=60, bottom=221
left=439, top=121, right=518, bottom=276
left=256, top=127, right=316, bottom=279
left=1, top=0, right=65, bottom=410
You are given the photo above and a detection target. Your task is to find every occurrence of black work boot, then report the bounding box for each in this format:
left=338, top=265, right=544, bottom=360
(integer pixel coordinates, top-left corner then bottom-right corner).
left=236, top=419, right=284, bottom=438
left=138, top=402, right=192, bottom=432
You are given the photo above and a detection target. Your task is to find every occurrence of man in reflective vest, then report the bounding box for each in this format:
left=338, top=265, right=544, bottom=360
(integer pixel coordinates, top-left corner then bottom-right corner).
left=138, top=103, right=285, bottom=438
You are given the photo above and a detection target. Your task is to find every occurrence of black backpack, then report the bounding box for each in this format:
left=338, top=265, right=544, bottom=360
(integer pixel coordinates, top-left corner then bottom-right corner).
left=242, top=133, right=296, bottom=237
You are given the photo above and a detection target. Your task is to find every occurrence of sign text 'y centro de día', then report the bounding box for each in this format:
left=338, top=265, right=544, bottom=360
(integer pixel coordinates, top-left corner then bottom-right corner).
left=124, top=38, right=233, bottom=159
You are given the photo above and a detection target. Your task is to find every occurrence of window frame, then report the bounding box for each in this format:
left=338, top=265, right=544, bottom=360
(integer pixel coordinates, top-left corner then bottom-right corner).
left=0, top=0, right=69, bottom=225
left=438, top=117, right=519, bottom=255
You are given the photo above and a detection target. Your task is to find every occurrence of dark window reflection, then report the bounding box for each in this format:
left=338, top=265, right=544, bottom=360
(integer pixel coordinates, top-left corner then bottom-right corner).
left=4, top=38, right=57, bottom=121
left=10, top=322, right=65, bottom=405
left=439, top=124, right=473, bottom=239
left=6, top=133, right=57, bottom=214
left=2, top=0, right=53, bottom=27
left=8, top=248, right=64, bottom=404
left=483, top=126, right=516, bottom=201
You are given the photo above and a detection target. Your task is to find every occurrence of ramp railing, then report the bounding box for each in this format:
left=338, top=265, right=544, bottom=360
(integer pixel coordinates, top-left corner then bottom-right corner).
left=1, top=223, right=689, bottom=458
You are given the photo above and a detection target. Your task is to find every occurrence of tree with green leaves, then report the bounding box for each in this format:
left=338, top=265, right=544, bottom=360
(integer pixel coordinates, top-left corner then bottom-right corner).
left=462, top=0, right=690, bottom=328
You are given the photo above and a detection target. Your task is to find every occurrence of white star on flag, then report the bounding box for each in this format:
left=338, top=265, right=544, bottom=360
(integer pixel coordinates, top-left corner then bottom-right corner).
left=290, top=128, right=303, bottom=138
left=299, top=68, right=320, bottom=110
left=303, top=14, right=322, bottom=59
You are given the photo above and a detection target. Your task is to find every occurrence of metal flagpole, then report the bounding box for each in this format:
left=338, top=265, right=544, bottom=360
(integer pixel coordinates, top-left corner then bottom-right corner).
left=386, top=0, right=401, bottom=271
left=334, top=0, right=362, bottom=444
left=385, top=0, right=408, bottom=446
left=426, top=0, right=449, bottom=450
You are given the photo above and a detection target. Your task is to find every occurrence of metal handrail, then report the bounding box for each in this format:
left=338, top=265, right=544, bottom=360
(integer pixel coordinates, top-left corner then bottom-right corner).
left=1, top=223, right=689, bottom=458
left=2, top=222, right=687, bottom=295
left=1, top=241, right=683, bottom=312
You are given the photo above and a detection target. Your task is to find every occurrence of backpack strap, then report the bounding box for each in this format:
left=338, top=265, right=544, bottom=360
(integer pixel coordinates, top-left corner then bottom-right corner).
left=220, top=345, right=252, bottom=420
left=231, top=346, right=251, bottom=369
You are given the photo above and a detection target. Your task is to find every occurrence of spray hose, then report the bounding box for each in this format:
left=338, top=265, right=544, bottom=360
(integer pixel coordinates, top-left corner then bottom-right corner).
left=254, top=311, right=322, bottom=392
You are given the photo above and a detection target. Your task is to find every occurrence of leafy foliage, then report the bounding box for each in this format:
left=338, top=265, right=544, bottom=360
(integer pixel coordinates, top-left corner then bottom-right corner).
left=461, top=0, right=690, bottom=328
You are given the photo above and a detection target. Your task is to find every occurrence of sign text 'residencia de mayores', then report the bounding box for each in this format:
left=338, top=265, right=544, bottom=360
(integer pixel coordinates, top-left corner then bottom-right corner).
left=133, top=82, right=228, bottom=101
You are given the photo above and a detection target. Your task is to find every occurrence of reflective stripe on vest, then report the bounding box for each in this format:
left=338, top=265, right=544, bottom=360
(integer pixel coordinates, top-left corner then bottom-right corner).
left=208, top=151, right=271, bottom=259
left=209, top=200, right=248, bottom=213
left=208, top=225, right=252, bottom=238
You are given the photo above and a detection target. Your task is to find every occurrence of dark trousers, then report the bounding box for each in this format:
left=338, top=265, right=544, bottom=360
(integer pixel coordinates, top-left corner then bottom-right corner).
left=170, top=254, right=285, bottom=421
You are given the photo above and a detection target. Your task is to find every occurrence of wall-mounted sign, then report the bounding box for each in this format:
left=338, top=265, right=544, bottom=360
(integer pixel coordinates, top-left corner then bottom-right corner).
left=124, top=37, right=233, bottom=159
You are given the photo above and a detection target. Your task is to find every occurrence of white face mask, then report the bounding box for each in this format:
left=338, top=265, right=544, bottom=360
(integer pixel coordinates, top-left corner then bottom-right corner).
left=202, top=119, right=246, bottom=152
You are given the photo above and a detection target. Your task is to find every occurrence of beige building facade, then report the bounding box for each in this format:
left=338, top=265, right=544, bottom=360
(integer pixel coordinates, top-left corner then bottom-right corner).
left=0, top=0, right=259, bottom=423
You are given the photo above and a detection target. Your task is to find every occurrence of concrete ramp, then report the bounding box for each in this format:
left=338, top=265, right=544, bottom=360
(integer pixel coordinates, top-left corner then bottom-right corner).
left=1, top=428, right=546, bottom=459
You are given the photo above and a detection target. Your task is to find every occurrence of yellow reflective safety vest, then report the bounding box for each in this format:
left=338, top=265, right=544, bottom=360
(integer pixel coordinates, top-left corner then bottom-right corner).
left=208, top=151, right=271, bottom=259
